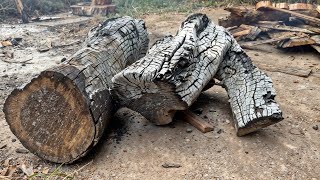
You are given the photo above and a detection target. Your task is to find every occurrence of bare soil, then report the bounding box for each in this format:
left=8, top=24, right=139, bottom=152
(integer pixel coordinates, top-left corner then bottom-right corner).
left=0, top=8, right=319, bottom=179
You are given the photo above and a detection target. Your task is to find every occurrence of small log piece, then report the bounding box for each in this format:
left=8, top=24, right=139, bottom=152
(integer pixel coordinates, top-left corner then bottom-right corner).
left=3, top=17, right=149, bottom=163
left=112, top=14, right=283, bottom=136
left=177, top=110, right=214, bottom=133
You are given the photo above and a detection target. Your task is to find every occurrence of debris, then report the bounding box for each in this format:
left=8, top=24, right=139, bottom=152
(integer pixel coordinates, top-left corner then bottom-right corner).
left=15, top=148, right=29, bottom=154
left=71, top=0, right=116, bottom=16
left=162, top=163, right=181, bottom=168
left=313, top=125, right=319, bottom=130
left=186, top=128, right=193, bottom=133
left=20, top=164, right=34, bottom=176
left=220, top=1, right=320, bottom=55
left=217, top=129, right=224, bottom=134
left=177, top=110, right=214, bottom=133
left=193, top=108, right=203, bottom=114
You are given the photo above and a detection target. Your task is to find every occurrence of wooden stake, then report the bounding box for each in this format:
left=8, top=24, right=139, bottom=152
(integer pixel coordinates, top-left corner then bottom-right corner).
left=178, top=110, right=214, bottom=133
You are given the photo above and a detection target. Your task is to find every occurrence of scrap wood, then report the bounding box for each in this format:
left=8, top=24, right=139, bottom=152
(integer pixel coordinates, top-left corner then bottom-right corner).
left=311, top=44, right=320, bottom=53
left=288, top=3, right=314, bottom=11
left=256, top=2, right=320, bottom=25
left=256, top=24, right=316, bottom=34
left=278, top=37, right=316, bottom=48
left=177, top=110, right=214, bottom=133
left=317, top=6, right=320, bottom=13
left=260, top=65, right=312, bottom=77
left=239, top=32, right=298, bottom=48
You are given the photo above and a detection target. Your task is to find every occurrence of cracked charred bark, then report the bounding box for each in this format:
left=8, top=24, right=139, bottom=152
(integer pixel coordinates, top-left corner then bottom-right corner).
left=112, top=14, right=283, bottom=136
left=3, top=17, right=149, bottom=163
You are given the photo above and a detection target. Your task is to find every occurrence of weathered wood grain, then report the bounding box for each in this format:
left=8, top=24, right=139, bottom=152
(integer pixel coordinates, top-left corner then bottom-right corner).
left=112, top=14, right=283, bottom=136
left=215, top=38, right=283, bottom=136
left=3, top=17, right=149, bottom=163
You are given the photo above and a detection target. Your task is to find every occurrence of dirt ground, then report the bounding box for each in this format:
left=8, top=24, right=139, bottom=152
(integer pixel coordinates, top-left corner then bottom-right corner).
left=0, top=8, right=319, bottom=179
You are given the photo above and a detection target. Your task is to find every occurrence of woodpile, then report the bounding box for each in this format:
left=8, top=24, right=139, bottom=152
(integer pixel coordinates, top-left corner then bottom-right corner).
left=4, top=14, right=283, bottom=163
left=71, top=0, right=116, bottom=16
left=219, top=1, right=320, bottom=54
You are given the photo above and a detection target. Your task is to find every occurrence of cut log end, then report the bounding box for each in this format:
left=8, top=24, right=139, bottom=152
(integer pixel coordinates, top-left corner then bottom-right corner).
left=236, top=113, right=283, bottom=136
left=4, top=66, right=96, bottom=163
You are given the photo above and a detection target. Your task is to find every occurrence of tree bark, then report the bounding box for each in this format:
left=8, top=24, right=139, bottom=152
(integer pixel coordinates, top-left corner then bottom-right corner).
left=112, top=14, right=283, bottom=136
left=15, top=0, right=29, bottom=23
left=3, top=17, right=149, bottom=163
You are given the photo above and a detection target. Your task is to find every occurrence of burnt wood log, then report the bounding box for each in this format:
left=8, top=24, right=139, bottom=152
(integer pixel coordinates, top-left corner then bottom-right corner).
left=112, top=14, right=283, bottom=136
left=3, top=17, right=149, bottom=163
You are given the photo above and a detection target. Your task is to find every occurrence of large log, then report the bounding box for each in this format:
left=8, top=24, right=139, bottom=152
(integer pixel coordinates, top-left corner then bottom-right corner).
left=112, top=14, right=283, bottom=136
left=3, top=17, right=149, bottom=163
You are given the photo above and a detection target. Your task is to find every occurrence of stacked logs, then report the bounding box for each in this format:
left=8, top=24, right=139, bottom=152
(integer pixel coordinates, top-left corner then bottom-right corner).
left=71, top=0, right=116, bottom=16
left=3, top=14, right=283, bottom=163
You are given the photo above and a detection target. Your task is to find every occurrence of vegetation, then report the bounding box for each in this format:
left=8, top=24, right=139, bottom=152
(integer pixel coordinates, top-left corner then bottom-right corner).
left=0, top=0, right=320, bottom=21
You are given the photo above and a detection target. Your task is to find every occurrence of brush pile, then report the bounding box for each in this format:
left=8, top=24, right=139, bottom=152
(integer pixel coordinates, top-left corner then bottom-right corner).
left=219, top=1, right=320, bottom=53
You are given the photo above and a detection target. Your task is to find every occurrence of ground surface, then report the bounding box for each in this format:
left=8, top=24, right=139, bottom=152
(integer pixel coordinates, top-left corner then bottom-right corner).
left=0, top=8, right=319, bottom=180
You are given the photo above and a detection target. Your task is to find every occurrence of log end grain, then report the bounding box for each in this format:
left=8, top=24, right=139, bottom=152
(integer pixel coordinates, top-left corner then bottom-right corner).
left=3, top=66, right=96, bottom=163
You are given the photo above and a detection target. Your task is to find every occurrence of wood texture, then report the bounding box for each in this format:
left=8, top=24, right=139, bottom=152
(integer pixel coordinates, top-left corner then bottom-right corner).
left=112, top=14, right=283, bottom=136
left=177, top=110, right=214, bottom=133
left=3, top=17, right=149, bottom=163
left=256, top=3, right=320, bottom=25
left=215, top=38, right=283, bottom=136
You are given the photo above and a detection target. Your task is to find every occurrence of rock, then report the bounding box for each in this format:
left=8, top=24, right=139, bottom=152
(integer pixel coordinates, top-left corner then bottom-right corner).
left=186, top=128, right=193, bottom=133
left=209, top=108, right=216, bottom=112
left=16, top=148, right=29, bottom=154
left=217, top=129, right=223, bottom=134
left=162, top=163, right=181, bottom=168
left=203, top=115, right=208, bottom=119
left=193, top=108, right=203, bottom=114
left=312, top=125, right=318, bottom=131
left=226, top=120, right=230, bottom=124
left=12, top=139, right=16, bottom=142
left=61, top=57, right=67, bottom=62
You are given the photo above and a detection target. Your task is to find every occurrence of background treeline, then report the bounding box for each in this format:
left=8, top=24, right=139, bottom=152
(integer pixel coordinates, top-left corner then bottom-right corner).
left=0, top=0, right=319, bottom=21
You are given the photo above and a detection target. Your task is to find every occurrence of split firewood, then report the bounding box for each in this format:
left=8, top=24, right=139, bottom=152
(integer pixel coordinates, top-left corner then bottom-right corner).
left=278, top=37, right=316, bottom=48
left=256, top=24, right=316, bottom=34
left=3, top=17, right=149, bottom=163
left=112, top=14, right=283, bottom=136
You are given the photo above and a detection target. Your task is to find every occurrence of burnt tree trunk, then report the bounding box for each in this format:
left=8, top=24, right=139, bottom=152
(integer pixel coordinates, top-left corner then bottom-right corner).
left=112, top=14, right=283, bottom=136
left=3, top=17, right=149, bottom=163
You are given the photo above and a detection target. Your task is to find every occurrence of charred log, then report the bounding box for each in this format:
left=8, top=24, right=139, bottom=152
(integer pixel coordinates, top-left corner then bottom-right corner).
left=3, top=17, right=149, bottom=163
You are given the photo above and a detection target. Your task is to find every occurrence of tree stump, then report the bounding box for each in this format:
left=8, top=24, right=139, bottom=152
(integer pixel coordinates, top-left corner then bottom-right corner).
left=112, top=14, right=283, bottom=136
left=3, top=17, right=149, bottom=163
